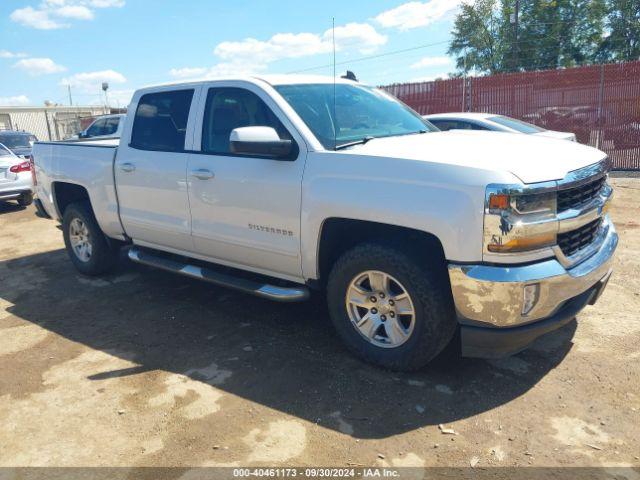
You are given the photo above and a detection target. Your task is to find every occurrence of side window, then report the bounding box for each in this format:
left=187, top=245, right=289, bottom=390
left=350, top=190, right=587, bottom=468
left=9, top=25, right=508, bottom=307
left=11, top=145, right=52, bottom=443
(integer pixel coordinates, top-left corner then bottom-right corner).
left=86, top=119, right=106, bottom=137
left=434, top=120, right=487, bottom=131
left=202, top=87, right=292, bottom=154
left=455, top=121, right=475, bottom=130
left=103, top=117, right=120, bottom=136
left=131, top=89, right=194, bottom=152
left=465, top=122, right=489, bottom=131
left=431, top=120, right=458, bottom=131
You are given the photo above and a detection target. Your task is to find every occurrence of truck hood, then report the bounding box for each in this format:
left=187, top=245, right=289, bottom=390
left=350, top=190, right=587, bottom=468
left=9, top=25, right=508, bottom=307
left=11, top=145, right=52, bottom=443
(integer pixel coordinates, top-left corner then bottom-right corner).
left=342, top=130, right=606, bottom=184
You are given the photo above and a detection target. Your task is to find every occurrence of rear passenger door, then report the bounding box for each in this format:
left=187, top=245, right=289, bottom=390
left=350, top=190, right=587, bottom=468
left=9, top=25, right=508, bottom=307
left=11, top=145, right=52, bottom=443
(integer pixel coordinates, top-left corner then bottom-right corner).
left=115, top=87, right=200, bottom=252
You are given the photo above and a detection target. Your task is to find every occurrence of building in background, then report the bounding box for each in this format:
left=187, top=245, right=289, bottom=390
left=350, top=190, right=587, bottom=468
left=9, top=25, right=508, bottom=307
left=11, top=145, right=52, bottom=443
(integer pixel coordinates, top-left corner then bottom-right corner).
left=0, top=106, right=125, bottom=141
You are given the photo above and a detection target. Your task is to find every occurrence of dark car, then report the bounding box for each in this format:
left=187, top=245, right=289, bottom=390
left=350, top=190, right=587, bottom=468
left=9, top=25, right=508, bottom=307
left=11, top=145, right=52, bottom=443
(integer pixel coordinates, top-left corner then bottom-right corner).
left=0, top=131, right=38, bottom=159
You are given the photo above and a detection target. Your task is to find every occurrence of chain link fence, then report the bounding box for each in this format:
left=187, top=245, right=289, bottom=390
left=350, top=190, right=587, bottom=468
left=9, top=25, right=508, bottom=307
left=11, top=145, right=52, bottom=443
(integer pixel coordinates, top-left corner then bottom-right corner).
left=0, top=106, right=109, bottom=141
left=384, top=61, right=640, bottom=170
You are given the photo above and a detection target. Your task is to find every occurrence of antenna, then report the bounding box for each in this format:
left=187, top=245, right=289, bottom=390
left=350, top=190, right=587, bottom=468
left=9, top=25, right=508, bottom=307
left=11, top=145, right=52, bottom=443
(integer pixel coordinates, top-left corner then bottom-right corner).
left=332, top=17, right=337, bottom=150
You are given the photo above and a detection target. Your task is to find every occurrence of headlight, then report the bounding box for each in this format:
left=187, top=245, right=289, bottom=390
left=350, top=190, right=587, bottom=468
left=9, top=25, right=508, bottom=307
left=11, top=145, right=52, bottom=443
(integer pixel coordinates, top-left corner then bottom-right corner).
left=512, top=192, right=556, bottom=214
left=484, top=187, right=558, bottom=257
left=488, top=192, right=556, bottom=215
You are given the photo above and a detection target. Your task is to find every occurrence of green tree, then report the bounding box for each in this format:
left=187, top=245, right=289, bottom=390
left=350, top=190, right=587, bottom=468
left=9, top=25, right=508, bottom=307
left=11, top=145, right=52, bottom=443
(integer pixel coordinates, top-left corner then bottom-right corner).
left=599, top=0, right=640, bottom=61
left=449, top=0, right=607, bottom=75
left=447, top=0, right=511, bottom=75
left=514, top=0, right=606, bottom=70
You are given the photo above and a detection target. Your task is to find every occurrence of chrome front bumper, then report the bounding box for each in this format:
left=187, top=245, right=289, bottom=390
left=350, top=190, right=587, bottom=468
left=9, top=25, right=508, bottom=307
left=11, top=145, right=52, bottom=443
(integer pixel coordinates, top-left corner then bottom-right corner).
left=448, top=215, right=618, bottom=329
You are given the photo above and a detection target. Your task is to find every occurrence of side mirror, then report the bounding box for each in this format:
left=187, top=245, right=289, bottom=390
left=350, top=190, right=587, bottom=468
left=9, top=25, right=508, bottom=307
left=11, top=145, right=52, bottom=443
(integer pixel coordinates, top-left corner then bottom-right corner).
left=229, top=126, right=294, bottom=159
left=78, top=130, right=87, bottom=139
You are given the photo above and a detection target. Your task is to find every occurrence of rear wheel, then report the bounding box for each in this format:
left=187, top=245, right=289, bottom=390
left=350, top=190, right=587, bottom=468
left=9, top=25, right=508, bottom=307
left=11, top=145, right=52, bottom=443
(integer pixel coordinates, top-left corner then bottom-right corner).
left=62, top=202, right=118, bottom=275
left=17, top=192, right=33, bottom=207
left=326, top=242, right=457, bottom=371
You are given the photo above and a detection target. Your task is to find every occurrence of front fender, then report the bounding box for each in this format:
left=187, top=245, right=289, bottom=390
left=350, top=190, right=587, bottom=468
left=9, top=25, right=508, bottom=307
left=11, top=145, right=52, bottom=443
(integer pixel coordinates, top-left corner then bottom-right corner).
left=300, top=152, right=516, bottom=280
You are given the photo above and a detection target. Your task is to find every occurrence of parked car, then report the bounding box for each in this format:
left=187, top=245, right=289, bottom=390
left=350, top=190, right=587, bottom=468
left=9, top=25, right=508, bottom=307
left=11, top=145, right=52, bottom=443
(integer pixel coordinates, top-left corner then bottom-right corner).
left=33, top=76, right=616, bottom=371
left=522, top=106, right=616, bottom=144
left=0, top=130, right=38, bottom=158
left=73, top=114, right=125, bottom=140
left=425, top=113, right=577, bottom=142
left=0, top=142, right=34, bottom=206
left=603, top=119, right=640, bottom=150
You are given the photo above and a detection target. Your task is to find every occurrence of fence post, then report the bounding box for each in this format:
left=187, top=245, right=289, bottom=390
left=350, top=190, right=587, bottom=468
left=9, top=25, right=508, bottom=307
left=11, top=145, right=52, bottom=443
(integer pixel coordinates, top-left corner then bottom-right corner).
left=462, top=76, right=466, bottom=111
left=596, top=63, right=605, bottom=149
left=44, top=111, right=53, bottom=141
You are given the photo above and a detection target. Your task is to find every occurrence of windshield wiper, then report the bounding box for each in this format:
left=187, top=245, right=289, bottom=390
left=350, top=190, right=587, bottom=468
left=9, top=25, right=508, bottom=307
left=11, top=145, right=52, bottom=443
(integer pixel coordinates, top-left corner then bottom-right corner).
left=334, top=136, right=375, bottom=150
left=334, top=130, right=429, bottom=150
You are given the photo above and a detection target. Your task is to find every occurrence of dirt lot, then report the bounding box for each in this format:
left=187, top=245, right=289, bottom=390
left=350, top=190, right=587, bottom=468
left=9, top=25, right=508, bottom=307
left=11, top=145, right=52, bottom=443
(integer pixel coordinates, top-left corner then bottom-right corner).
left=0, top=178, right=639, bottom=473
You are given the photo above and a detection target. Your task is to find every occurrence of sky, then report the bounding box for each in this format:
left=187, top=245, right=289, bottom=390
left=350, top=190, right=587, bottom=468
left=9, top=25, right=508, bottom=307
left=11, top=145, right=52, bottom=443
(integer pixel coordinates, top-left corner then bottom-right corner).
left=0, top=0, right=463, bottom=108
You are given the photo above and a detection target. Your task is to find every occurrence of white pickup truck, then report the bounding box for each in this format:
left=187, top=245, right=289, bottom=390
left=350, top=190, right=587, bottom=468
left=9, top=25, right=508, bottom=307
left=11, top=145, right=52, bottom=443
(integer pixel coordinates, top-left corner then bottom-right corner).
left=32, top=75, right=617, bottom=371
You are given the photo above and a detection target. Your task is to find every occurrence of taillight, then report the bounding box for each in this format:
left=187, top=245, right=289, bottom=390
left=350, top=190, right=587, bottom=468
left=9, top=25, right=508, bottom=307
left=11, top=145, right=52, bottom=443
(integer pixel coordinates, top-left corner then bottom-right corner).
left=29, top=155, right=37, bottom=185
left=10, top=160, right=31, bottom=173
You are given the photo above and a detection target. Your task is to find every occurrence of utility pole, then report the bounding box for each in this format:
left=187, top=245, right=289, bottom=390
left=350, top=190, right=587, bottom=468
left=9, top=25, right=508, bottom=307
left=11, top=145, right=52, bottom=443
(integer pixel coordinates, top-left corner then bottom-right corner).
left=67, top=85, right=73, bottom=106
left=510, top=0, right=519, bottom=71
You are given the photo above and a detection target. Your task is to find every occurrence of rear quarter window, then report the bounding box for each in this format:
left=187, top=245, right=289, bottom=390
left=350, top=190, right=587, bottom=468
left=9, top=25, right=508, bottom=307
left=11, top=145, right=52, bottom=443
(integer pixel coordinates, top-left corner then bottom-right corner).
left=131, top=89, right=194, bottom=152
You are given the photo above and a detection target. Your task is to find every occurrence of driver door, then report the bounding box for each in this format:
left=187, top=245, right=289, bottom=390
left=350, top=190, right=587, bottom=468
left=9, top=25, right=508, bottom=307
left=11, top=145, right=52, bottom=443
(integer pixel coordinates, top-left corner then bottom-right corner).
left=187, top=84, right=307, bottom=280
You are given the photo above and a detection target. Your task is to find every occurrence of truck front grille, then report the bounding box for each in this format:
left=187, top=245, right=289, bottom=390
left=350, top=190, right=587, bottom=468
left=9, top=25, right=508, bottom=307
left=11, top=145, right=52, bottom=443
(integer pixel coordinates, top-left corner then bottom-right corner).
left=557, top=176, right=606, bottom=213
left=558, top=218, right=602, bottom=257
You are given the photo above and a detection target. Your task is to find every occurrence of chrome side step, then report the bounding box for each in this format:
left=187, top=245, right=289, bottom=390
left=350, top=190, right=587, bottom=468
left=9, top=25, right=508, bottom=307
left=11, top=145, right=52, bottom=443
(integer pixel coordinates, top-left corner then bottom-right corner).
left=128, top=247, right=309, bottom=302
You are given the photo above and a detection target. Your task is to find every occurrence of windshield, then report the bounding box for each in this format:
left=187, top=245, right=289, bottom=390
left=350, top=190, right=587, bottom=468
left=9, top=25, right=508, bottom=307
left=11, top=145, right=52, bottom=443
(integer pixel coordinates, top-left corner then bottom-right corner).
left=0, top=133, right=32, bottom=149
left=274, top=83, right=436, bottom=149
left=489, top=115, right=546, bottom=134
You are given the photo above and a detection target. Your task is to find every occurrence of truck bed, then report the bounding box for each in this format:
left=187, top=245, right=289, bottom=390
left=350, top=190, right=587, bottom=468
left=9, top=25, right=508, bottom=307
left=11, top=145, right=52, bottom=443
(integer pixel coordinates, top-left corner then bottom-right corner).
left=32, top=138, right=125, bottom=239
left=42, top=137, right=120, bottom=147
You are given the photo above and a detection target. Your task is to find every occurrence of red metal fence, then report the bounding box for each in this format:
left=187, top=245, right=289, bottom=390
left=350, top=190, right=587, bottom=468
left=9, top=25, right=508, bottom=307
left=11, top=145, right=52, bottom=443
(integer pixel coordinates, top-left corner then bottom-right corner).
left=384, top=61, right=640, bottom=170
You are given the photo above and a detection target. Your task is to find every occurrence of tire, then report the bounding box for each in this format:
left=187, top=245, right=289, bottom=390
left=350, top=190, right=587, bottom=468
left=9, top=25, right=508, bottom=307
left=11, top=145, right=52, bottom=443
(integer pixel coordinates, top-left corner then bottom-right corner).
left=62, top=201, right=118, bottom=275
left=326, top=242, right=457, bottom=371
left=17, top=192, right=33, bottom=207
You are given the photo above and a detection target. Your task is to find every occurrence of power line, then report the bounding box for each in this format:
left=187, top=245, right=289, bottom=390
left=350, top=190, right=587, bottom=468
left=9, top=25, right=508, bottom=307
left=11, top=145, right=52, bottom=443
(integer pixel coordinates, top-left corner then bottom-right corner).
left=287, top=40, right=450, bottom=74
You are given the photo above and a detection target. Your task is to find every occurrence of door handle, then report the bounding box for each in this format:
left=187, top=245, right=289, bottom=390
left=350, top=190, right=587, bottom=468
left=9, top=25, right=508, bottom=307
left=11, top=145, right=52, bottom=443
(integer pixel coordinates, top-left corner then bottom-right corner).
left=120, top=162, right=136, bottom=173
left=190, top=168, right=215, bottom=180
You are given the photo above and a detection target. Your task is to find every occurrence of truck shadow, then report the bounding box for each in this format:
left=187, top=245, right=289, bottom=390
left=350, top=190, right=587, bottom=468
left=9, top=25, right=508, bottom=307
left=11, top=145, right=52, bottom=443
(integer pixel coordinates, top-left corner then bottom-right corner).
left=2, top=249, right=576, bottom=439
left=0, top=202, right=26, bottom=215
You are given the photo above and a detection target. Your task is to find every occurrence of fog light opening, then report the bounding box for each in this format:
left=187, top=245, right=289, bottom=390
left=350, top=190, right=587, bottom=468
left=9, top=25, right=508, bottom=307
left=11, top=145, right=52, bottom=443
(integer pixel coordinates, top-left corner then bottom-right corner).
left=522, top=283, right=540, bottom=316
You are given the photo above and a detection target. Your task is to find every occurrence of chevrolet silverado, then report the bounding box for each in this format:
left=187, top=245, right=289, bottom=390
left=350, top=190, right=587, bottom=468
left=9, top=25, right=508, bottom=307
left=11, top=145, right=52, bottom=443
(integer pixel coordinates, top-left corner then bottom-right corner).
left=32, top=75, right=617, bottom=370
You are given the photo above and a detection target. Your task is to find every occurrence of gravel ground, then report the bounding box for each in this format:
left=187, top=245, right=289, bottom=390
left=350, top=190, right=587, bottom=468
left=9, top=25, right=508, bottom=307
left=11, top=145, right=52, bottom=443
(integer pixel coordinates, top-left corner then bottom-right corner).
left=0, top=178, right=638, bottom=474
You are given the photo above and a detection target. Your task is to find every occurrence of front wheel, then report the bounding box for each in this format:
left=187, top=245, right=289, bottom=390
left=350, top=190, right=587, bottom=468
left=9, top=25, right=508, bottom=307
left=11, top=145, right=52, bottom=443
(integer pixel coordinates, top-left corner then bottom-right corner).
left=62, top=202, right=118, bottom=275
left=327, top=243, right=457, bottom=371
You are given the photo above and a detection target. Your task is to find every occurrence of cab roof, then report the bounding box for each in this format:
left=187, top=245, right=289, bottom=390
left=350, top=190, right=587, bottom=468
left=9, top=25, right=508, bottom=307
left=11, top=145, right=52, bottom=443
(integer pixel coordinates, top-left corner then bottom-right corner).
left=135, top=74, right=362, bottom=94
